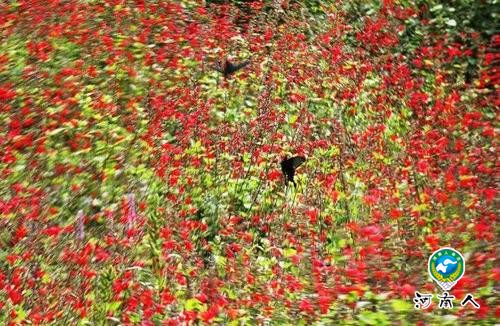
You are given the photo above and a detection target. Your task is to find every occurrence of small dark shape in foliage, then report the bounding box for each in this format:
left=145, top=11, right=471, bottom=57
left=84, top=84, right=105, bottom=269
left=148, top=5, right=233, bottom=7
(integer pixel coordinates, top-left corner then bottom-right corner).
left=214, top=58, right=250, bottom=78
left=280, top=156, right=306, bottom=187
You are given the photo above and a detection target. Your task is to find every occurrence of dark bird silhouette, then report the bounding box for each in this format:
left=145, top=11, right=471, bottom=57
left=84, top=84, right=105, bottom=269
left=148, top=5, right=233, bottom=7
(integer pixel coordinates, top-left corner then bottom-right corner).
left=214, top=58, right=250, bottom=78
left=281, top=156, right=306, bottom=187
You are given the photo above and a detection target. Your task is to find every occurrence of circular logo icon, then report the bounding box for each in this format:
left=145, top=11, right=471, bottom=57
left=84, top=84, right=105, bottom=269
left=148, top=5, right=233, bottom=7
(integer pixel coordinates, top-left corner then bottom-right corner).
left=428, top=247, right=465, bottom=291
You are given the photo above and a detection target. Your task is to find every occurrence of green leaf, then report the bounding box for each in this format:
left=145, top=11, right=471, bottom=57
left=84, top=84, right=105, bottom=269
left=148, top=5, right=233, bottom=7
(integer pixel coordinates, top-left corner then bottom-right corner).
left=106, top=301, right=122, bottom=313
left=430, top=4, right=443, bottom=12
left=391, top=299, right=412, bottom=312
left=129, top=313, right=141, bottom=323
left=14, top=307, right=26, bottom=323
left=214, top=255, right=227, bottom=268
left=283, top=248, right=296, bottom=258
left=185, top=298, right=206, bottom=312
left=358, top=311, right=389, bottom=325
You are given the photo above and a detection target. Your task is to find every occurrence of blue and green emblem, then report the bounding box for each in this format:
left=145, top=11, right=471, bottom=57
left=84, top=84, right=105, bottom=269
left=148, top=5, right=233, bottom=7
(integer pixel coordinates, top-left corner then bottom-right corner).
left=428, top=247, right=465, bottom=291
